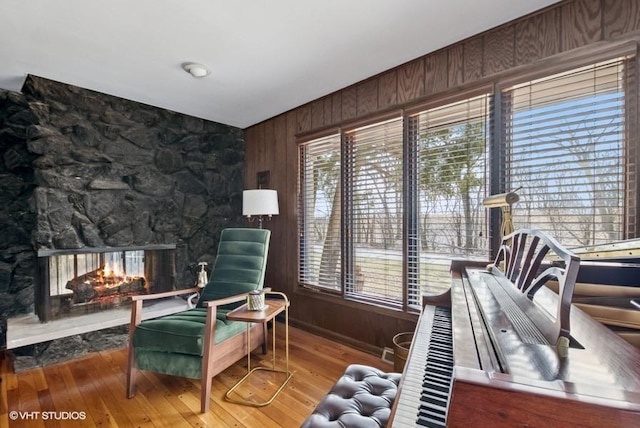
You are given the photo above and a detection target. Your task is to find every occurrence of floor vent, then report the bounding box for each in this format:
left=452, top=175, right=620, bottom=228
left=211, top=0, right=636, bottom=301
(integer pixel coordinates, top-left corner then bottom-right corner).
left=381, top=347, right=394, bottom=364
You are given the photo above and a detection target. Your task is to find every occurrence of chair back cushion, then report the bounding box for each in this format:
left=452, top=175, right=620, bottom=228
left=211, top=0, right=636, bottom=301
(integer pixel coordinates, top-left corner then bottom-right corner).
left=197, top=228, right=270, bottom=308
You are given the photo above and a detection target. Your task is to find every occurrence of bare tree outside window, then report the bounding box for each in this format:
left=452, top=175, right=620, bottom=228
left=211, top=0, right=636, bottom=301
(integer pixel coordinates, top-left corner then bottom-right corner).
left=506, top=60, right=626, bottom=248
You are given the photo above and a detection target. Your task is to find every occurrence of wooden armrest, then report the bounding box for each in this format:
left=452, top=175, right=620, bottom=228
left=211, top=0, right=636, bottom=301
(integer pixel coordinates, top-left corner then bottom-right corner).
left=201, top=292, right=249, bottom=308
left=201, top=287, right=273, bottom=308
left=129, top=287, right=199, bottom=328
left=131, top=287, right=199, bottom=301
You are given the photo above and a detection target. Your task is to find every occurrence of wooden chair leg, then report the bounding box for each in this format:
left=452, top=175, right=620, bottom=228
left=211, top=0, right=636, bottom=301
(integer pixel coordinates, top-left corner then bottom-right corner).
left=126, top=344, right=136, bottom=398
left=127, top=299, right=143, bottom=398
left=201, top=374, right=212, bottom=413
left=200, top=307, right=218, bottom=413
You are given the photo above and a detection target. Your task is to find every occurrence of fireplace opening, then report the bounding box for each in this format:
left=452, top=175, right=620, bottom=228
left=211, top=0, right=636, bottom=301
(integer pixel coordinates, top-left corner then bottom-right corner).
left=36, top=245, right=176, bottom=322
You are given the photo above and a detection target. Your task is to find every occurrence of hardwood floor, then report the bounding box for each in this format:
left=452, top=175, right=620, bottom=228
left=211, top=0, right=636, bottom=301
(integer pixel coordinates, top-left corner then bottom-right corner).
left=1, top=324, right=393, bottom=427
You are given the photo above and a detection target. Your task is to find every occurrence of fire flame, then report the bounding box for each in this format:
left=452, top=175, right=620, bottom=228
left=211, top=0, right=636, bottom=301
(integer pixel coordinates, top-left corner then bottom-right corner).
left=99, top=258, right=138, bottom=288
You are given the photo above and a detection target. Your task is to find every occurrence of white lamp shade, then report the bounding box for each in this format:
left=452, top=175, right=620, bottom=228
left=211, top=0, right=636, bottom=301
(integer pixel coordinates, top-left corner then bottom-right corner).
left=242, top=189, right=279, bottom=217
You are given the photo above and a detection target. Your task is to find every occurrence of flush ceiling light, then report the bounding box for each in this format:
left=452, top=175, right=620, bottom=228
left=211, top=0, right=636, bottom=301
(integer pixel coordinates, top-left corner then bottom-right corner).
left=183, top=62, right=210, bottom=78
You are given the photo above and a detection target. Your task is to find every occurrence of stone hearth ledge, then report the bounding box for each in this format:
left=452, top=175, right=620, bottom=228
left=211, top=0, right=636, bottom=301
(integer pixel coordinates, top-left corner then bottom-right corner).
left=6, top=297, right=188, bottom=349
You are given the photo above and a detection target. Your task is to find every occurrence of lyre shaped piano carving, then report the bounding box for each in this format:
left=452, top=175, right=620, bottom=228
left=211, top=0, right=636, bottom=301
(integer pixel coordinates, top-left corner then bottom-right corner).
left=488, top=229, right=580, bottom=351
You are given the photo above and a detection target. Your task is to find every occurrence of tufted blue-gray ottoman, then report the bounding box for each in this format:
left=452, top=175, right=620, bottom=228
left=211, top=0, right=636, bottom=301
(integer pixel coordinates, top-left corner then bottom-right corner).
left=301, top=364, right=401, bottom=428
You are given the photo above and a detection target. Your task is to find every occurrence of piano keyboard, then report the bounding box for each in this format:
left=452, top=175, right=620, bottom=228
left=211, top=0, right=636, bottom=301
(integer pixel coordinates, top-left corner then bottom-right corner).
left=418, top=306, right=453, bottom=427
left=391, top=306, right=454, bottom=427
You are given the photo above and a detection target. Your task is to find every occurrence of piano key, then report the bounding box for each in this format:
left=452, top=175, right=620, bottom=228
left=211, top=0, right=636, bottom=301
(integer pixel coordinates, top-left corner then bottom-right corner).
left=417, top=417, right=446, bottom=428
left=417, top=408, right=447, bottom=427
left=419, top=404, right=448, bottom=418
left=420, top=393, right=448, bottom=408
left=422, top=380, right=449, bottom=394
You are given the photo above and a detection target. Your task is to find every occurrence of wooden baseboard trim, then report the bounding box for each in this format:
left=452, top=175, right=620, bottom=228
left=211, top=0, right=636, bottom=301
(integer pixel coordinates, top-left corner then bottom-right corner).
left=288, top=318, right=384, bottom=358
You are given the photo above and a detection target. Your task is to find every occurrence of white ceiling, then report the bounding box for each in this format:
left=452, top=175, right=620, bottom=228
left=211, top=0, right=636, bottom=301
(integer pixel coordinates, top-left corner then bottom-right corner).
left=1, top=0, right=561, bottom=129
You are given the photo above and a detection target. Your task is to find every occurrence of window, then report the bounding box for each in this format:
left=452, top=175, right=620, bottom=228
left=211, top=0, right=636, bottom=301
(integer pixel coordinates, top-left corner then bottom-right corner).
left=298, top=56, right=635, bottom=311
left=298, top=134, right=342, bottom=290
left=410, top=94, right=491, bottom=300
left=344, top=118, right=404, bottom=305
left=502, top=58, right=632, bottom=247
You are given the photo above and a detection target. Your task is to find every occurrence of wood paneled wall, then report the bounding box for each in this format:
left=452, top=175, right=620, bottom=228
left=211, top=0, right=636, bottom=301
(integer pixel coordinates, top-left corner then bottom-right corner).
left=244, top=0, right=640, bottom=356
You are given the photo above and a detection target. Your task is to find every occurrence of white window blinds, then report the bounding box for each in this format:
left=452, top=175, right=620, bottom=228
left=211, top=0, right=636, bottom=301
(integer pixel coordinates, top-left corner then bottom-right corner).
left=298, top=134, right=342, bottom=290
left=344, top=118, right=404, bottom=305
left=502, top=58, right=631, bottom=248
left=411, top=95, right=491, bottom=297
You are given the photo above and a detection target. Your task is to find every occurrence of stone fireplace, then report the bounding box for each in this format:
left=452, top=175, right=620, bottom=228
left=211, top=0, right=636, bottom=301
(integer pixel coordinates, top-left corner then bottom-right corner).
left=0, top=76, right=245, bottom=367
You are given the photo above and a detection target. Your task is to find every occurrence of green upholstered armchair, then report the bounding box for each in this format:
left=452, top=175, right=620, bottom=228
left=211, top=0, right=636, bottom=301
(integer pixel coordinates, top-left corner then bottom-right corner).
left=126, top=228, right=271, bottom=413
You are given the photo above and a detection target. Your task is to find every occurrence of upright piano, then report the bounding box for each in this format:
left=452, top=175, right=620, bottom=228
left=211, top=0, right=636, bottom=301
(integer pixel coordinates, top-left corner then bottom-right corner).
left=389, top=229, right=640, bottom=427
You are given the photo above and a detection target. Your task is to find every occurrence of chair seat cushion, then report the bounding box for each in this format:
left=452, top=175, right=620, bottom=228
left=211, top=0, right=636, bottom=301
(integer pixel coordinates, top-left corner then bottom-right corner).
left=132, top=308, right=246, bottom=356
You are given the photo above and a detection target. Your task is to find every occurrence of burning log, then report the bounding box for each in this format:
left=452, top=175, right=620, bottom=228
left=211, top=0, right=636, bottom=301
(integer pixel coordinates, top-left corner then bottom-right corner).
left=66, top=269, right=147, bottom=304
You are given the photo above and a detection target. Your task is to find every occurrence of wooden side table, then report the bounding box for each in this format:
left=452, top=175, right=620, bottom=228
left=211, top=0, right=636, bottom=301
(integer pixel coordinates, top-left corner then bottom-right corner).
left=225, top=291, right=292, bottom=406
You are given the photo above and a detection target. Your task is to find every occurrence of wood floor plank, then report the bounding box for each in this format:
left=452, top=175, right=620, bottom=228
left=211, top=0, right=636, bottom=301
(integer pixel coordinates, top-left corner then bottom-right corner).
left=84, top=352, right=154, bottom=427
left=3, top=325, right=394, bottom=427
left=66, top=358, right=119, bottom=427
left=38, top=364, right=92, bottom=428
left=1, top=350, right=13, bottom=416
left=107, top=350, right=192, bottom=428
left=9, top=371, right=45, bottom=428
left=35, top=389, right=61, bottom=428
